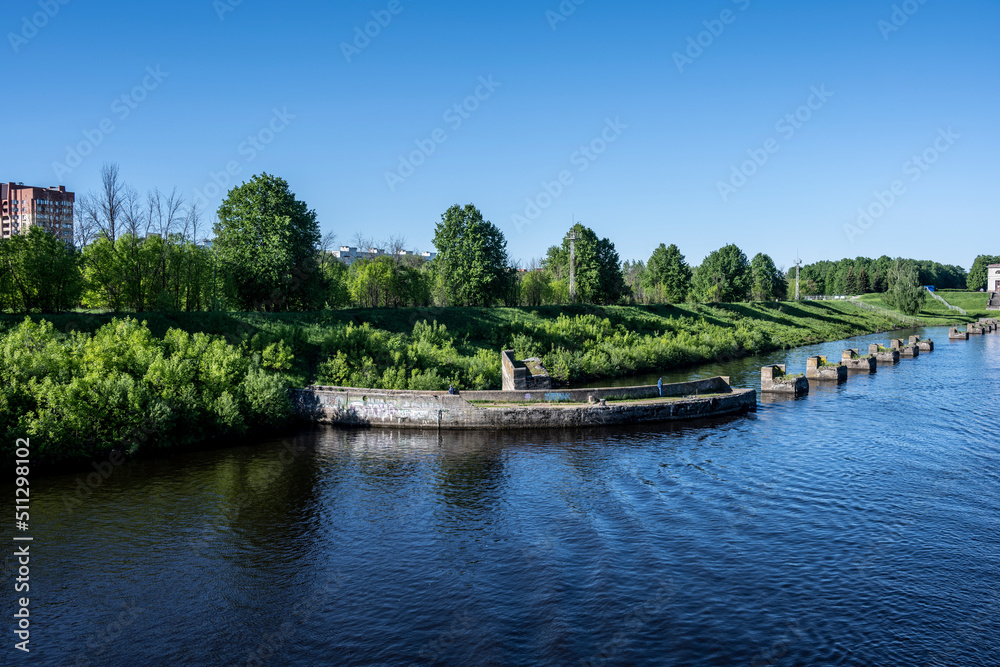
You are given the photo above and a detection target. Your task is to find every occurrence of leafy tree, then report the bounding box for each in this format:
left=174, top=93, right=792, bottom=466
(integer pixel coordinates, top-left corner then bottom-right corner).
left=749, top=252, right=785, bottom=301
left=622, top=259, right=647, bottom=303
left=214, top=174, right=324, bottom=311
left=0, top=227, right=83, bottom=312
left=543, top=223, right=625, bottom=304
left=320, top=259, right=350, bottom=308
left=432, top=204, right=511, bottom=306
left=644, top=244, right=692, bottom=303
left=885, top=259, right=926, bottom=315
left=692, top=244, right=751, bottom=302
left=520, top=269, right=552, bottom=306
left=968, top=255, right=1000, bottom=291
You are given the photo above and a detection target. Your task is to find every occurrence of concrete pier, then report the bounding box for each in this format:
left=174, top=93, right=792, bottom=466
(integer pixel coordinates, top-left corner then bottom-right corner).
left=968, top=323, right=985, bottom=336
left=761, top=364, right=809, bottom=395
left=806, top=356, right=847, bottom=382
left=891, top=339, right=919, bottom=358
left=869, top=344, right=901, bottom=364
left=293, top=377, right=757, bottom=429
left=842, top=349, right=877, bottom=372
left=909, top=335, right=934, bottom=352
left=950, top=327, right=969, bottom=340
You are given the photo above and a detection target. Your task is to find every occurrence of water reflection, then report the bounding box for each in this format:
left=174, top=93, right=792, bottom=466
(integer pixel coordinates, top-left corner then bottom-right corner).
left=21, top=327, right=1000, bottom=666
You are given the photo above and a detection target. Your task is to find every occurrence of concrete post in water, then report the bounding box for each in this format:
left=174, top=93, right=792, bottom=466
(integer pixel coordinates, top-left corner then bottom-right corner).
left=949, top=327, right=969, bottom=340
left=842, top=349, right=877, bottom=372
left=761, top=364, right=808, bottom=395
left=891, top=339, right=919, bottom=358
left=869, top=343, right=900, bottom=364
left=909, top=335, right=934, bottom=352
left=806, top=356, right=848, bottom=382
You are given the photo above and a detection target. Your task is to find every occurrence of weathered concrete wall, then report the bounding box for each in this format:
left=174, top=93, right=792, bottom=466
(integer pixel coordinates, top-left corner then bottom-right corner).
left=806, top=356, right=848, bottom=382
left=292, top=380, right=756, bottom=430
left=462, top=376, right=733, bottom=404
left=967, top=324, right=985, bottom=336
left=501, top=350, right=522, bottom=391
left=950, top=327, right=969, bottom=340
left=761, top=364, right=809, bottom=395
left=869, top=344, right=900, bottom=364
left=891, top=339, right=919, bottom=357
left=501, top=350, right=552, bottom=391
left=842, top=349, right=877, bottom=372
left=909, top=336, right=934, bottom=352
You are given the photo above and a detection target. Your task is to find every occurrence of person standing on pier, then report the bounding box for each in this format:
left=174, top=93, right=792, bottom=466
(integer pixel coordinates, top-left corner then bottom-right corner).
left=657, top=377, right=663, bottom=397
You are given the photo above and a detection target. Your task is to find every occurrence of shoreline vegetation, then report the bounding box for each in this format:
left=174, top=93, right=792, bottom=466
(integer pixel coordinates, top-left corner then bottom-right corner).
left=2, top=297, right=979, bottom=470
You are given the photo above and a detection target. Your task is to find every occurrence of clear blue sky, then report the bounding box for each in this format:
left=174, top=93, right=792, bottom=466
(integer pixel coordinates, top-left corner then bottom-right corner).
left=3, top=0, right=998, bottom=270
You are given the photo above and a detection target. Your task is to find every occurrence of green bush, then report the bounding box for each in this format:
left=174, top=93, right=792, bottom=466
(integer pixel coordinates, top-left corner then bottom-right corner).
left=0, top=317, right=294, bottom=466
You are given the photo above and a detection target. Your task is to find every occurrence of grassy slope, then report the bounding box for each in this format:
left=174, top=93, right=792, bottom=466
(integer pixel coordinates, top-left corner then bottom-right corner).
left=858, top=291, right=990, bottom=325
left=0, top=301, right=918, bottom=388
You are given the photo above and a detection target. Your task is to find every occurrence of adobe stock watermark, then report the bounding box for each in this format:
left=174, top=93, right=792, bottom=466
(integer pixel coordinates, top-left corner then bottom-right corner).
left=546, top=0, right=586, bottom=31
left=213, top=0, right=243, bottom=21
left=673, top=0, right=751, bottom=74
left=51, top=66, right=169, bottom=179
left=384, top=75, right=501, bottom=192
left=7, top=0, right=71, bottom=54
left=878, top=0, right=930, bottom=41
left=341, top=0, right=410, bottom=63
left=717, top=84, right=833, bottom=202
left=192, top=107, right=295, bottom=208
left=511, top=117, right=627, bottom=233
left=843, top=127, right=958, bottom=244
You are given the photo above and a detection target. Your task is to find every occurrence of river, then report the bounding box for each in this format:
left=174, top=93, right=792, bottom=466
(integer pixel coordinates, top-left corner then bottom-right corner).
left=13, top=325, right=1000, bottom=665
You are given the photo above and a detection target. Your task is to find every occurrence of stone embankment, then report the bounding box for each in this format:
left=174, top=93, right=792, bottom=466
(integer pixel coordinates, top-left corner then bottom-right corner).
left=293, top=377, right=757, bottom=429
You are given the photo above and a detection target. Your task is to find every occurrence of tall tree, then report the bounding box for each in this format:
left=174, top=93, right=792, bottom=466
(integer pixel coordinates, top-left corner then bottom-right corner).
left=750, top=252, right=785, bottom=301
left=0, top=227, right=83, bottom=312
left=692, top=244, right=751, bottom=302
left=844, top=265, right=859, bottom=296
left=858, top=266, right=871, bottom=294
left=968, top=255, right=1000, bottom=291
left=644, top=243, right=692, bottom=303
left=432, top=204, right=511, bottom=306
left=886, top=259, right=926, bottom=315
left=214, top=174, right=324, bottom=311
left=543, top=223, right=625, bottom=304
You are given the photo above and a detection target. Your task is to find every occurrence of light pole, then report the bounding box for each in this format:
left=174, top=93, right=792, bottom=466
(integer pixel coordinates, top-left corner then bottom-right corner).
left=794, top=254, right=802, bottom=301
left=567, top=231, right=579, bottom=302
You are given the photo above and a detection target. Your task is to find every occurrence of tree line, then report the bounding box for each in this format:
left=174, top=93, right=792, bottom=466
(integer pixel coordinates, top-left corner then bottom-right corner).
left=0, top=166, right=987, bottom=314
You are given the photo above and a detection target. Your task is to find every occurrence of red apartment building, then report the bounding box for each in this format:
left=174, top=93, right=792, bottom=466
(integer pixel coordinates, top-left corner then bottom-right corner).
left=0, top=182, right=75, bottom=242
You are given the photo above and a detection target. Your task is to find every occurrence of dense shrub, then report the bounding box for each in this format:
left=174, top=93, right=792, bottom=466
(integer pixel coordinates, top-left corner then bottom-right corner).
left=0, top=317, right=294, bottom=466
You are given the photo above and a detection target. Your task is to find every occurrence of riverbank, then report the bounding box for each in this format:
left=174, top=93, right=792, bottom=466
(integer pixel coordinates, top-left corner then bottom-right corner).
left=856, top=291, right=990, bottom=325
left=0, top=301, right=916, bottom=468
left=0, top=300, right=920, bottom=390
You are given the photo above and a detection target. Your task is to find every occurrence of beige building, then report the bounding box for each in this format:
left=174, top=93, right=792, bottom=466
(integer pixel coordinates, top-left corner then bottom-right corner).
left=1, top=182, right=75, bottom=242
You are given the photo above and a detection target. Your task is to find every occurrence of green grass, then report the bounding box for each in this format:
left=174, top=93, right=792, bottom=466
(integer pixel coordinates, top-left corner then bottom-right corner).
left=0, top=300, right=917, bottom=390
left=857, top=292, right=988, bottom=325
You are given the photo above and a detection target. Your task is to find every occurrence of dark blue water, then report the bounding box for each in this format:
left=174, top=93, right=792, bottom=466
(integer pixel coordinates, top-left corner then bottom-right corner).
left=13, top=326, right=1000, bottom=666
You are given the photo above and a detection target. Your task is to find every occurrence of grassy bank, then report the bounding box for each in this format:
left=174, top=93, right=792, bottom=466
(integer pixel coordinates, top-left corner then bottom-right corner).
left=1, top=300, right=919, bottom=467
left=857, top=291, right=990, bottom=325
left=2, top=300, right=916, bottom=389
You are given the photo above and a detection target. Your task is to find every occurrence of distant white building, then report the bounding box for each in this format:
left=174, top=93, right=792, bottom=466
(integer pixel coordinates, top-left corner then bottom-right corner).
left=327, top=246, right=436, bottom=266
left=989, top=264, right=1000, bottom=292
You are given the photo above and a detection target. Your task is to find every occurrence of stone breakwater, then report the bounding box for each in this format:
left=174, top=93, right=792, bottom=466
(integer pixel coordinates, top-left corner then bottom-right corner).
left=292, top=377, right=757, bottom=429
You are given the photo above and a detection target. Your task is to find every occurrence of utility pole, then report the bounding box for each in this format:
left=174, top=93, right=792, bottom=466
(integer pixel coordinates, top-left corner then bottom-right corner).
left=794, top=253, right=802, bottom=301
left=567, top=230, right=579, bottom=302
